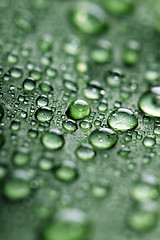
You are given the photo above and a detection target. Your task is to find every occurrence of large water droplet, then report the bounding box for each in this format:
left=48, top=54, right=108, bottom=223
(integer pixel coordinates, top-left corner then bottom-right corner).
left=54, top=162, right=78, bottom=182
left=139, top=87, right=160, bottom=117
left=67, top=100, right=91, bottom=120
left=89, top=128, right=118, bottom=149
left=42, top=208, right=89, bottom=240
left=103, top=0, right=134, bottom=16
left=3, top=178, right=31, bottom=201
left=127, top=210, right=158, bottom=232
left=70, top=2, right=108, bottom=35
left=35, top=107, right=53, bottom=122
left=108, top=108, right=138, bottom=132
left=76, top=144, right=95, bottom=161
left=42, top=129, right=65, bottom=150
left=83, top=82, right=105, bottom=100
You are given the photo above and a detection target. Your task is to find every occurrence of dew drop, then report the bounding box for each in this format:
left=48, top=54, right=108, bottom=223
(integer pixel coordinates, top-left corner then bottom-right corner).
left=76, top=144, right=95, bottom=161
left=83, top=82, right=105, bottom=100
left=127, top=210, right=158, bottom=232
left=103, top=0, right=134, bottom=16
left=89, top=128, right=118, bottom=149
left=62, top=119, right=78, bottom=132
left=139, top=87, right=160, bottom=117
left=67, top=100, right=91, bottom=120
left=35, top=107, right=53, bottom=123
left=42, top=129, right=65, bottom=150
left=3, top=178, right=31, bottom=201
left=54, top=162, right=78, bottom=182
left=12, top=150, right=30, bottom=166
left=23, top=78, right=36, bottom=92
left=42, top=208, right=89, bottom=240
left=70, top=2, right=108, bottom=35
left=108, top=108, right=138, bottom=132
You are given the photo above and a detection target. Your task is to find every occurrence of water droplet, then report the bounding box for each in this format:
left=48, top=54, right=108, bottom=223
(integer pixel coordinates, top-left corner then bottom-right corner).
left=70, top=2, right=108, bottom=35
left=76, top=144, right=95, bottom=161
left=42, top=208, right=89, bottom=240
left=139, top=87, right=160, bottom=117
left=39, top=157, right=54, bottom=171
left=123, top=40, right=140, bottom=65
left=79, top=120, right=92, bottom=131
left=54, top=162, right=78, bottom=182
left=42, top=129, right=65, bottom=150
left=63, top=35, right=82, bottom=56
left=105, top=69, right=124, bottom=87
left=127, top=210, right=158, bottom=232
left=108, top=108, right=138, bottom=132
left=144, top=69, right=159, bottom=83
left=7, top=52, right=19, bottom=65
left=28, top=128, right=38, bottom=139
left=3, top=178, right=31, bottom=201
left=35, top=107, right=53, bottom=122
left=23, top=78, right=36, bottom=92
left=10, top=120, right=20, bottom=131
left=12, top=150, right=30, bottom=166
left=98, top=100, right=108, bottom=112
left=90, top=40, right=112, bottom=64
left=29, top=68, right=42, bottom=81
left=131, top=181, right=160, bottom=203
left=67, top=100, right=91, bottom=120
left=14, top=11, right=35, bottom=32
left=103, top=0, right=134, bottom=16
left=9, top=67, right=23, bottom=79
left=83, top=82, right=105, bottom=100
left=154, top=125, right=160, bottom=135
left=45, top=66, right=57, bottom=79
left=64, top=80, right=77, bottom=92
left=36, top=95, right=49, bottom=107
left=91, top=184, right=110, bottom=198
left=143, top=137, right=156, bottom=148
left=89, top=128, right=118, bottom=149
left=39, top=82, right=53, bottom=93
left=62, top=119, right=77, bottom=132
left=38, top=35, right=52, bottom=52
